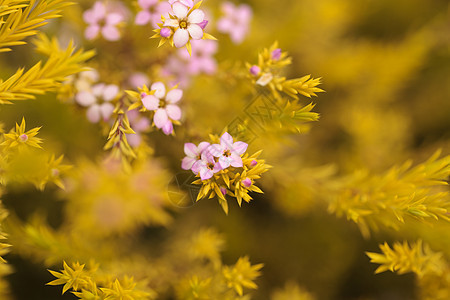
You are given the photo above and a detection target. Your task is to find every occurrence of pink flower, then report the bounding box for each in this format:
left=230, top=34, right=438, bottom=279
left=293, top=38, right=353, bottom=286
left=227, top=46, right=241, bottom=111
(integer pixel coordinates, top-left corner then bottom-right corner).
left=242, top=178, right=252, bottom=188
left=208, top=132, right=248, bottom=169
left=196, top=151, right=222, bottom=180
left=163, top=2, right=205, bottom=47
left=178, top=39, right=218, bottom=75
left=168, top=0, right=194, bottom=8
left=75, top=83, right=119, bottom=123
left=141, top=82, right=182, bottom=135
left=217, top=2, right=252, bottom=44
left=271, top=48, right=282, bottom=60
left=181, top=142, right=210, bottom=172
left=83, top=1, right=124, bottom=41
left=249, top=65, right=260, bottom=76
left=135, top=0, right=170, bottom=28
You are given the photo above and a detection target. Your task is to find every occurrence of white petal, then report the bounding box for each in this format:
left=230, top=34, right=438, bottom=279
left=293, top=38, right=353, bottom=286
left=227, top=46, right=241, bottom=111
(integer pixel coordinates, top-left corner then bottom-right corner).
left=86, top=104, right=101, bottom=123
left=151, top=82, right=166, bottom=98
left=172, top=2, right=188, bottom=18
left=173, top=29, right=189, bottom=48
left=187, top=24, right=203, bottom=40
left=164, top=19, right=179, bottom=27
left=99, top=103, right=115, bottom=120
left=182, top=156, right=196, bottom=170
left=208, top=144, right=224, bottom=157
left=92, top=83, right=105, bottom=97
left=166, top=89, right=183, bottom=103
left=184, top=143, right=198, bottom=157
left=232, top=141, right=248, bottom=155
left=220, top=132, right=234, bottom=147
left=187, top=9, right=204, bottom=24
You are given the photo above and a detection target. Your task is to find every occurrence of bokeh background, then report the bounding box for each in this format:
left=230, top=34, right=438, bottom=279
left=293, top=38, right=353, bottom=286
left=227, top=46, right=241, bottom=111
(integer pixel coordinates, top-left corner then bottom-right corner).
left=0, top=0, right=449, bottom=299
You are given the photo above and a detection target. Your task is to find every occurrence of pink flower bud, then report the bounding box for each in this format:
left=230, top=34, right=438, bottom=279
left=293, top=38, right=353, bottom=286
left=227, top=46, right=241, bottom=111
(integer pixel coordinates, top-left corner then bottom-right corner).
left=271, top=48, right=282, bottom=60
left=198, top=20, right=208, bottom=30
left=19, top=134, right=28, bottom=142
left=160, top=27, right=172, bottom=38
left=140, top=92, right=147, bottom=98
left=220, top=186, right=227, bottom=196
left=250, top=160, right=257, bottom=167
left=249, top=65, right=260, bottom=76
left=242, top=178, right=252, bottom=188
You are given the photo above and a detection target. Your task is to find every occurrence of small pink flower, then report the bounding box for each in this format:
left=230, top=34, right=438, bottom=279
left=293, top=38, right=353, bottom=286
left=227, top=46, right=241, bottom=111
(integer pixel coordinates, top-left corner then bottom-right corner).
left=135, top=0, right=170, bottom=28
left=75, top=83, right=119, bottom=123
left=83, top=1, right=124, bottom=41
left=217, top=2, right=252, bottom=44
left=141, top=82, right=182, bottom=135
left=208, top=132, right=248, bottom=169
left=196, top=151, right=222, bottom=180
left=181, top=141, right=210, bottom=172
left=164, top=2, right=205, bottom=47
left=250, top=160, right=258, bottom=167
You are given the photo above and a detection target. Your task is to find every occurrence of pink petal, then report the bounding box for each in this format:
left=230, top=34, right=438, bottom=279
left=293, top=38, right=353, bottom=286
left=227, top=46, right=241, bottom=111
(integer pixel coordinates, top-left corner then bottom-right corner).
left=197, top=142, right=210, bottom=153
left=179, top=0, right=194, bottom=7
left=135, top=11, right=152, bottom=25
left=83, top=2, right=105, bottom=23
left=230, top=153, right=243, bottom=168
left=166, top=104, right=181, bottom=120
left=85, top=25, right=100, bottom=40
left=126, top=133, right=142, bottom=147
left=99, top=103, right=115, bottom=120
left=184, top=143, right=198, bottom=157
left=200, top=168, right=213, bottom=180
left=182, top=156, right=197, bottom=170
left=208, top=144, right=224, bottom=157
left=162, top=120, right=173, bottom=135
left=172, top=2, right=188, bottom=19
left=213, top=162, right=223, bottom=173
left=92, top=83, right=105, bottom=97
left=86, top=104, right=101, bottom=123
left=151, top=82, right=166, bottom=98
left=219, top=156, right=231, bottom=169
left=102, top=84, right=119, bottom=101
left=154, top=108, right=168, bottom=128
left=173, top=28, right=189, bottom=47
left=166, top=89, right=183, bottom=103
left=191, top=160, right=201, bottom=174
left=216, top=18, right=233, bottom=33
left=232, top=141, right=248, bottom=155
left=220, top=132, right=234, bottom=148
left=187, top=24, right=203, bottom=40
left=106, top=13, right=123, bottom=25
left=133, top=118, right=150, bottom=131
left=75, top=91, right=96, bottom=107
left=101, top=26, right=121, bottom=41
left=187, top=9, right=204, bottom=24
left=142, top=95, right=160, bottom=110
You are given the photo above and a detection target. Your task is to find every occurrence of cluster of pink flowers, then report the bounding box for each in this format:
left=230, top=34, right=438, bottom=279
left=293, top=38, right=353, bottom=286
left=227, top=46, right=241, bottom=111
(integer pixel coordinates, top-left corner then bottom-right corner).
left=140, top=82, right=182, bottom=135
left=182, top=132, right=248, bottom=180
left=83, top=1, right=128, bottom=41
left=217, top=1, right=252, bottom=44
left=135, top=0, right=170, bottom=28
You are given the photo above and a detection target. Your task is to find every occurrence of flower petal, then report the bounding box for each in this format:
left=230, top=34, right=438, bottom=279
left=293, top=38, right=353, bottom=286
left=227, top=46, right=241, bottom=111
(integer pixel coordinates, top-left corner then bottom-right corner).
left=187, top=9, right=204, bottom=24
left=153, top=108, right=168, bottom=128
left=197, top=142, right=210, bottom=154
left=86, top=104, right=101, bottom=123
left=230, top=153, right=243, bottom=168
left=232, top=141, right=248, bottom=155
left=99, top=103, right=115, bottom=121
left=75, top=91, right=96, bottom=107
left=166, top=89, right=183, bottom=103
left=166, top=104, right=181, bottom=120
left=219, top=156, right=231, bottom=169
left=220, top=132, right=234, bottom=148
left=135, top=11, right=151, bottom=25
left=102, top=84, right=119, bottom=101
left=172, top=2, right=188, bottom=19
left=173, top=28, right=189, bottom=48
left=164, top=19, right=179, bottom=27
left=208, top=144, right=224, bottom=157
left=161, top=120, right=173, bottom=135
left=85, top=25, right=100, bottom=40
left=106, top=13, right=123, bottom=25
left=151, top=82, right=166, bottom=98
left=182, top=156, right=197, bottom=170
left=101, top=26, right=121, bottom=41
left=191, top=160, right=202, bottom=174
left=142, top=95, right=160, bottom=110
left=200, top=168, right=213, bottom=180
left=184, top=143, right=198, bottom=157
left=187, top=24, right=203, bottom=40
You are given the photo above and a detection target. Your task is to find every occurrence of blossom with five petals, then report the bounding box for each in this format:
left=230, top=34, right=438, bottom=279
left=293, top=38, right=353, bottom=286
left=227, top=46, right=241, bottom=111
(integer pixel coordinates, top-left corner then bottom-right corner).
left=208, top=132, right=248, bottom=169
left=83, top=1, right=124, bottom=41
left=135, top=0, right=171, bottom=28
left=75, top=83, right=119, bottom=123
left=196, top=151, right=222, bottom=180
left=181, top=142, right=210, bottom=172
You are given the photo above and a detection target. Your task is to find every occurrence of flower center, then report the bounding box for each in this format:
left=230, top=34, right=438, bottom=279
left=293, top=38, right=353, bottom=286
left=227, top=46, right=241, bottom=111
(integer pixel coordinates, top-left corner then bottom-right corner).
left=223, top=150, right=231, bottom=157
left=207, top=163, right=214, bottom=170
left=159, top=99, right=167, bottom=108
left=179, top=20, right=188, bottom=29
